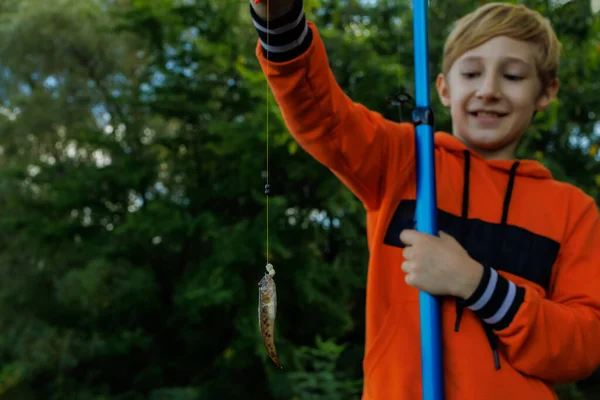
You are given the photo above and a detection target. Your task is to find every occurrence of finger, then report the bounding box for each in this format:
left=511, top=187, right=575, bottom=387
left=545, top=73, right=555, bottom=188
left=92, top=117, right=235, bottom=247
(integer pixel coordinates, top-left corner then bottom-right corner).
left=405, top=273, right=417, bottom=287
left=438, top=230, right=455, bottom=241
left=401, top=260, right=416, bottom=273
left=439, top=231, right=462, bottom=248
left=402, top=246, right=413, bottom=260
left=399, top=229, right=422, bottom=246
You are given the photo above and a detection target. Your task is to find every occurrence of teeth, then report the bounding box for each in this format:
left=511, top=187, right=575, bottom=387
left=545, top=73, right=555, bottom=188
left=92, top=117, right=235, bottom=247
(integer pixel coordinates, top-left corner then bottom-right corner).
left=476, top=111, right=501, bottom=117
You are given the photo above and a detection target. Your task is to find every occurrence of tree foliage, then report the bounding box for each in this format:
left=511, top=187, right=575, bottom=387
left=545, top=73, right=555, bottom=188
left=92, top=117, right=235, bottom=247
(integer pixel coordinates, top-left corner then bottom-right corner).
left=0, top=0, right=598, bottom=399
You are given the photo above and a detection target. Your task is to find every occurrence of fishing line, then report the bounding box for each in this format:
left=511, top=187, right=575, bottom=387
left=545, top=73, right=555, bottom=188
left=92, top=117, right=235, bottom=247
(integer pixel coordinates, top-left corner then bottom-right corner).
left=264, top=0, right=270, bottom=264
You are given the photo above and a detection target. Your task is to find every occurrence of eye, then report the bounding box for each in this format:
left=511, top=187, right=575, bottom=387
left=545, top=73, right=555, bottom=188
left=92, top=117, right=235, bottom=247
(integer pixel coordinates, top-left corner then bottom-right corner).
left=461, top=72, right=480, bottom=79
left=505, top=74, right=524, bottom=81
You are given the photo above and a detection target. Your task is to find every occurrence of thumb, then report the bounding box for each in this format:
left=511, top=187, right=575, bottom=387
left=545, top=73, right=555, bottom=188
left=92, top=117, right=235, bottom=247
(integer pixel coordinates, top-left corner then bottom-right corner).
left=438, top=230, right=456, bottom=242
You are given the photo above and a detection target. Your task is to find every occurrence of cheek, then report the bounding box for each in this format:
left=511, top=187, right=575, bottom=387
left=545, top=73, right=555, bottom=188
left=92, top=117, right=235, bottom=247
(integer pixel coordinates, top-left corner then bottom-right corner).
left=510, top=96, right=538, bottom=123
left=507, top=82, right=540, bottom=108
left=450, top=91, right=470, bottom=116
left=452, top=83, right=474, bottom=104
left=512, top=93, right=536, bottom=108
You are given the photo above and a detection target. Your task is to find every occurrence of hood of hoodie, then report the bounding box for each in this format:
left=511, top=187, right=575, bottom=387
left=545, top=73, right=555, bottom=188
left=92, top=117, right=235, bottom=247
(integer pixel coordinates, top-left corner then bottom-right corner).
left=434, top=131, right=553, bottom=180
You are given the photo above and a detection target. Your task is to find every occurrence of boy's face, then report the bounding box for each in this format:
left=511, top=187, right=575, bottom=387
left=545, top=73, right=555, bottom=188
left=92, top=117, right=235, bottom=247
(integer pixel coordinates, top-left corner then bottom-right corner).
left=436, top=36, right=559, bottom=160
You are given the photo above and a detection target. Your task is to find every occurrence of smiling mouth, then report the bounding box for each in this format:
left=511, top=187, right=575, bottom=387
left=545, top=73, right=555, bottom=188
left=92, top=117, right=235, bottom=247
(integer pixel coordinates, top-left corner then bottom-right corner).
left=469, top=111, right=508, bottom=118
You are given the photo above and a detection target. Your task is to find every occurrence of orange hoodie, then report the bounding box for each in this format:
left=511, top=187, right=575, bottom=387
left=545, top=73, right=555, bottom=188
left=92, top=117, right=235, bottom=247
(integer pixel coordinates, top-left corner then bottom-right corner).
left=253, top=6, right=600, bottom=399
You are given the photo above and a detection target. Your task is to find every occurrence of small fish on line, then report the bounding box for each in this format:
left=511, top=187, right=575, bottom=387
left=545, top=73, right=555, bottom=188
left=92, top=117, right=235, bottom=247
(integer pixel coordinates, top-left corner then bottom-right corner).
left=258, top=263, right=281, bottom=368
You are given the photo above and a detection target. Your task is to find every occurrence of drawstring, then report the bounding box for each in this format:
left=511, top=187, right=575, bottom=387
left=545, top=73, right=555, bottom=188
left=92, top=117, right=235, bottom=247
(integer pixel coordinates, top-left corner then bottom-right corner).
left=454, top=150, right=470, bottom=333
left=453, top=149, right=520, bottom=371
left=502, top=161, right=520, bottom=225
left=486, top=159, right=519, bottom=370
left=483, top=323, right=501, bottom=370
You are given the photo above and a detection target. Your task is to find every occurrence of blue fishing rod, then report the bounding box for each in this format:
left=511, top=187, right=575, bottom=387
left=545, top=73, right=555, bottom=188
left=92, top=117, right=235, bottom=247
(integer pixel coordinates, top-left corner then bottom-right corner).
left=411, top=0, right=444, bottom=399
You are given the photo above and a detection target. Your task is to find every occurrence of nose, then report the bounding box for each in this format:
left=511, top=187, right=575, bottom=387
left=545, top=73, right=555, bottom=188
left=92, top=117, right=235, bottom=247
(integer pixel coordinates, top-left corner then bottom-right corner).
left=476, top=74, right=501, bottom=101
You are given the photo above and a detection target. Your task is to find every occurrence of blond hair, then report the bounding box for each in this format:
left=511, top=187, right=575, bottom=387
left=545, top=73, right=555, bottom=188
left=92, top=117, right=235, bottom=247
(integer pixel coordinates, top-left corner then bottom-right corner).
left=442, top=2, right=561, bottom=90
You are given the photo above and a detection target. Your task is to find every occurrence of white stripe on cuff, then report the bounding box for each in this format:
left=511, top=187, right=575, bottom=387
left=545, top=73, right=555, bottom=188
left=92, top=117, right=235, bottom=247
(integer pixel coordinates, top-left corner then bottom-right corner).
left=258, top=23, right=309, bottom=53
left=484, top=281, right=517, bottom=325
left=252, top=5, right=305, bottom=35
left=469, top=268, right=498, bottom=311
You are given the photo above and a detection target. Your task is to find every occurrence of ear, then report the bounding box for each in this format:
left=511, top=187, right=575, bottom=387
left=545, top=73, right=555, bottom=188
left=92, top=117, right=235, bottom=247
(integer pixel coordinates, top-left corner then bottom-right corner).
left=436, top=73, right=451, bottom=107
left=535, top=78, right=559, bottom=111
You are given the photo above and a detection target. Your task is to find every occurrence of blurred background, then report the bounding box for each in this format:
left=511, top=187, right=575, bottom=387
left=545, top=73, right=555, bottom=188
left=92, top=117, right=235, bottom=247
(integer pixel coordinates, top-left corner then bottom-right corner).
left=0, top=0, right=598, bottom=398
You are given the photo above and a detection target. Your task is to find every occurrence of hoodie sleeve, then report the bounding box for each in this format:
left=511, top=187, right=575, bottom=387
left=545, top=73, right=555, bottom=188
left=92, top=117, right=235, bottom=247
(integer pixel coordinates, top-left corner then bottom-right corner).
left=461, top=194, right=600, bottom=382
left=251, top=0, right=414, bottom=211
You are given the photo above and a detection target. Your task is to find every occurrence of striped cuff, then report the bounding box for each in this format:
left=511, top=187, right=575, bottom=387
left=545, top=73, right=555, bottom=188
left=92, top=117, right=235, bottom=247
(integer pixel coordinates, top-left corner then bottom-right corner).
left=461, top=266, right=525, bottom=331
left=250, top=0, right=312, bottom=62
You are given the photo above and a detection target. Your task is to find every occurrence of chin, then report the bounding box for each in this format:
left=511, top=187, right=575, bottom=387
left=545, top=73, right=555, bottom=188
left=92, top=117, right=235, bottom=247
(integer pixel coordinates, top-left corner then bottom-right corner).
left=459, top=132, right=503, bottom=149
left=469, top=139, right=506, bottom=150
left=459, top=133, right=513, bottom=154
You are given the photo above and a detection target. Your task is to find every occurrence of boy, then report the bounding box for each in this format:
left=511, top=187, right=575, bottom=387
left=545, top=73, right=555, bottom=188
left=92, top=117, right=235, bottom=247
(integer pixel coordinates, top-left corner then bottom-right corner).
left=249, top=1, right=600, bottom=399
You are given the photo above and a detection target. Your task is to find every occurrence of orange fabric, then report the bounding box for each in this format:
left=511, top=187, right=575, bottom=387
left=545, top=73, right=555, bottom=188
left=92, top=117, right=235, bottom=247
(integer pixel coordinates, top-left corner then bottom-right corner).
left=256, top=22, right=600, bottom=399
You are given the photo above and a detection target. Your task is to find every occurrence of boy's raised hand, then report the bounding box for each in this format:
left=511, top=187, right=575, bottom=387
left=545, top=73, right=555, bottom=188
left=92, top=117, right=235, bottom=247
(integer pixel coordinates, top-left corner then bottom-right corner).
left=249, top=0, right=295, bottom=21
left=399, top=230, right=484, bottom=299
